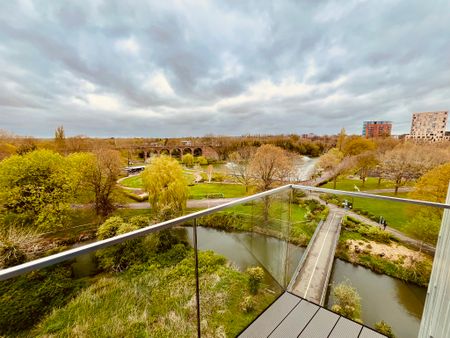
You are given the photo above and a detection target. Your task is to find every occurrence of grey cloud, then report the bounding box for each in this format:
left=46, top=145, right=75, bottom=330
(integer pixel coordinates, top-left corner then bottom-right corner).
left=0, top=0, right=449, bottom=137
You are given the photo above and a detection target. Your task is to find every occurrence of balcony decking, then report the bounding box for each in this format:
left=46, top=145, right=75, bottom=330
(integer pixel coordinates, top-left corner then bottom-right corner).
left=239, top=292, right=386, bottom=338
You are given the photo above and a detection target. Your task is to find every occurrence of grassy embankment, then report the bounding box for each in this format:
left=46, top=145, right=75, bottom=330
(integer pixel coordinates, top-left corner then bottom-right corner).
left=1, top=244, right=279, bottom=337
left=336, top=215, right=432, bottom=287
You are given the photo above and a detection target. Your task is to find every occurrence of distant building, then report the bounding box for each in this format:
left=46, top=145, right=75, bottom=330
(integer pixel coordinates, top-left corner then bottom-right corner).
left=406, top=111, right=448, bottom=142
left=181, top=140, right=192, bottom=146
left=362, top=121, right=392, bottom=138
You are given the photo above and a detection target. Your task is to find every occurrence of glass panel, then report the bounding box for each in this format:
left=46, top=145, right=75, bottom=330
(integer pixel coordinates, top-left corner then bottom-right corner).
left=194, top=191, right=290, bottom=336
left=0, top=225, right=197, bottom=337
left=319, top=191, right=443, bottom=338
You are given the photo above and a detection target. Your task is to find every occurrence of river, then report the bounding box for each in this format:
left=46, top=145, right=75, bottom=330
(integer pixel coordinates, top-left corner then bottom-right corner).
left=72, top=226, right=426, bottom=337
left=207, top=155, right=318, bottom=182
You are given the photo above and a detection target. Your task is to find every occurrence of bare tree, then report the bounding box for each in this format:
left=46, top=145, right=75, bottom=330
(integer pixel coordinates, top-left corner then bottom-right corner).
left=228, top=147, right=257, bottom=192
left=249, top=144, right=294, bottom=191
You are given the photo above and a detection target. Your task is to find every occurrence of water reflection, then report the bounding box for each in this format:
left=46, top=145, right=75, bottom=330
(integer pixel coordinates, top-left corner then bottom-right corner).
left=327, top=259, right=426, bottom=338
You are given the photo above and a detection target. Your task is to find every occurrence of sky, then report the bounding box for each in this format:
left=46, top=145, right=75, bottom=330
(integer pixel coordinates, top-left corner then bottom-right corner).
left=0, top=0, right=449, bottom=138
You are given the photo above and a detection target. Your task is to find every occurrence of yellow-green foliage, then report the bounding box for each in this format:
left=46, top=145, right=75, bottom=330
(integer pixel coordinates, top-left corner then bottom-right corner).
left=246, top=266, right=264, bottom=294
left=181, top=153, right=194, bottom=167
left=375, top=320, right=396, bottom=338
left=0, top=150, right=73, bottom=229
left=142, top=156, right=188, bottom=220
left=331, top=281, right=362, bottom=322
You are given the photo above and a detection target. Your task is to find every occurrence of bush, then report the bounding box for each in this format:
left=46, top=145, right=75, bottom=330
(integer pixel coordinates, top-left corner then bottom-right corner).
left=196, top=156, right=208, bottom=165
left=375, top=321, right=396, bottom=338
left=0, top=265, right=85, bottom=335
left=196, top=212, right=246, bottom=231
left=246, top=266, right=264, bottom=294
left=240, top=296, right=255, bottom=313
left=96, top=216, right=124, bottom=240
left=331, top=281, right=362, bottom=322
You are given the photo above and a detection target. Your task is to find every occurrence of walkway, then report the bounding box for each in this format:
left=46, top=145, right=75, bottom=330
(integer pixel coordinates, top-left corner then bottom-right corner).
left=239, top=292, right=385, bottom=338
left=291, top=210, right=343, bottom=305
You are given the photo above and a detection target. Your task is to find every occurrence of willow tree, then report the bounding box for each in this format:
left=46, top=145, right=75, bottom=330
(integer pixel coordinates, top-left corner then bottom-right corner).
left=142, top=156, right=188, bottom=221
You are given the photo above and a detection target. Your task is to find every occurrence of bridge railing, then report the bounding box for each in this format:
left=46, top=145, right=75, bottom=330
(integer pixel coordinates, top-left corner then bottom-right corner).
left=0, top=185, right=449, bottom=337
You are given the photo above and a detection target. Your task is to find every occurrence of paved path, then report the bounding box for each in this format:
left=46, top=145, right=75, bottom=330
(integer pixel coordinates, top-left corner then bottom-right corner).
left=123, top=198, right=239, bottom=210
left=309, top=193, right=436, bottom=255
left=291, top=210, right=344, bottom=305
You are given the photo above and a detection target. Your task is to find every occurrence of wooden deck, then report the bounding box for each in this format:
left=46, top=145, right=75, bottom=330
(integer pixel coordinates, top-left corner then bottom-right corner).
left=238, top=292, right=386, bottom=338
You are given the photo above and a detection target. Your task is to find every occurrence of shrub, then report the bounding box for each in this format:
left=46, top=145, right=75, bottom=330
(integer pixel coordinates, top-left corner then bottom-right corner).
left=240, top=296, right=255, bottom=313
left=375, top=321, right=396, bottom=338
left=0, top=265, right=85, bottom=335
left=331, top=281, right=362, bottom=322
left=96, top=216, right=124, bottom=240
left=196, top=156, right=208, bottom=165
left=246, top=266, right=264, bottom=294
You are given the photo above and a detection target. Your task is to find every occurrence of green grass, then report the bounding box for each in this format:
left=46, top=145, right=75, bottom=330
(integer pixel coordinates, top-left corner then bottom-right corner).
left=322, top=177, right=397, bottom=191
left=29, top=249, right=279, bottom=337
left=188, top=183, right=247, bottom=199
left=119, top=175, right=143, bottom=188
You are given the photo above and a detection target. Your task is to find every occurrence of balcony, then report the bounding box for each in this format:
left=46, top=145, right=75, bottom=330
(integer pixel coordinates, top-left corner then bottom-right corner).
left=1, top=185, right=449, bottom=337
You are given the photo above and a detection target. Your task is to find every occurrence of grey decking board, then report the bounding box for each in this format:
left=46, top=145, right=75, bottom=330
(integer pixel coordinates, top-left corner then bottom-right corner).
left=328, top=316, right=362, bottom=338
left=239, top=292, right=301, bottom=338
left=359, top=327, right=386, bottom=338
left=297, top=308, right=339, bottom=338
left=268, top=300, right=319, bottom=338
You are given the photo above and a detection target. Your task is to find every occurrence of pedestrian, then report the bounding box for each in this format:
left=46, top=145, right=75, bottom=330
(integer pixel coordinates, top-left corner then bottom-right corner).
left=383, top=220, right=387, bottom=231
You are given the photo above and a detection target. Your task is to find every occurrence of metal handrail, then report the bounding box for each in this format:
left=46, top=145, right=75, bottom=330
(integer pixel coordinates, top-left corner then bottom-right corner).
left=0, top=184, right=291, bottom=281
left=2, top=183, right=449, bottom=281
left=292, top=184, right=450, bottom=209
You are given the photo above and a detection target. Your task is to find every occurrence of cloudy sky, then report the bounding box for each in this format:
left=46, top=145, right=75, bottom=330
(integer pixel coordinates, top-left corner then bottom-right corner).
left=0, top=0, right=449, bottom=137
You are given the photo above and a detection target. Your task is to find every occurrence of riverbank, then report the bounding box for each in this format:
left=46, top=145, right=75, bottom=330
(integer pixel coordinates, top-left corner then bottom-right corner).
left=336, top=216, right=432, bottom=287
left=1, top=238, right=279, bottom=337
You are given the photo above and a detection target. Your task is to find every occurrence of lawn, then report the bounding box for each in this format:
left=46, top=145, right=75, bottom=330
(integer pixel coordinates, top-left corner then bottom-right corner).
left=321, top=177, right=402, bottom=191
left=188, top=183, right=247, bottom=199
left=119, top=175, right=143, bottom=188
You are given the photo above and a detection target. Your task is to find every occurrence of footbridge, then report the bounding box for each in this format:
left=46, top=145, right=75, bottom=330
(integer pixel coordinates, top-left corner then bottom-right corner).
left=288, top=209, right=344, bottom=305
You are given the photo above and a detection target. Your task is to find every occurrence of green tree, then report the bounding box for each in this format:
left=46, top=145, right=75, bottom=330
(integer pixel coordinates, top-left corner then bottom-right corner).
left=331, top=281, right=362, bottom=322
left=0, top=150, right=73, bottom=229
left=181, top=153, right=194, bottom=167
left=196, top=156, right=208, bottom=165
left=142, top=156, right=188, bottom=220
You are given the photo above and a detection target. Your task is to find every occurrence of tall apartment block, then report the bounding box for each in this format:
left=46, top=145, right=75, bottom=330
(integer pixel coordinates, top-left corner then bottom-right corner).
left=362, top=121, right=392, bottom=138
left=407, top=111, right=448, bottom=142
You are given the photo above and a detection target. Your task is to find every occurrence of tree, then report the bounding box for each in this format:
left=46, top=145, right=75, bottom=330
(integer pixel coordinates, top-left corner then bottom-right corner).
left=406, top=163, right=450, bottom=248
left=181, top=153, right=194, bottom=167
left=342, top=136, right=375, bottom=157
left=54, top=125, right=66, bottom=154
left=142, top=156, right=188, bottom=220
left=0, top=150, right=73, bottom=229
left=379, top=144, right=449, bottom=194
left=337, top=128, right=346, bottom=151
left=206, top=164, right=214, bottom=183
left=409, top=163, right=450, bottom=203
left=331, top=281, right=362, bottom=322
left=82, top=149, right=122, bottom=216
left=228, top=147, right=256, bottom=192
left=249, top=144, right=294, bottom=191
left=355, top=150, right=378, bottom=186
left=318, top=148, right=356, bottom=189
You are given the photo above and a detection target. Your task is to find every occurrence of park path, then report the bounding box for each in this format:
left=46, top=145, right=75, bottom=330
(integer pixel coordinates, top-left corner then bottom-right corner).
left=291, top=210, right=344, bottom=305
left=309, top=193, right=436, bottom=255
left=124, top=198, right=239, bottom=210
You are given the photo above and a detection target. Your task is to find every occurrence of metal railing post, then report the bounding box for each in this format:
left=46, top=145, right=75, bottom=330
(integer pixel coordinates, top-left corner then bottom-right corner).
left=419, top=182, right=450, bottom=338
left=193, top=218, right=201, bottom=338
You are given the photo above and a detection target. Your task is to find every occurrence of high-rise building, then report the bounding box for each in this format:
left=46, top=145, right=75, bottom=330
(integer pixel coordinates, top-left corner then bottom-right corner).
left=407, top=111, right=448, bottom=142
left=362, top=121, right=392, bottom=138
